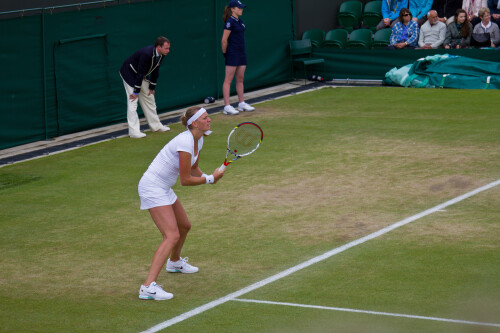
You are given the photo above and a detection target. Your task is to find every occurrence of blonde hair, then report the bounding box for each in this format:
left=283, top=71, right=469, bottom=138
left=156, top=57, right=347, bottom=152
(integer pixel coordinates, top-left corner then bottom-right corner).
left=478, top=7, right=490, bottom=18
left=181, top=106, right=205, bottom=128
left=181, top=107, right=202, bottom=128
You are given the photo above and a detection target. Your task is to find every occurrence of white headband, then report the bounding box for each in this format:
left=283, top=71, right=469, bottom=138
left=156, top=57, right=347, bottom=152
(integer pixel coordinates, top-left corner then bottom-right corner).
left=186, top=108, right=212, bottom=135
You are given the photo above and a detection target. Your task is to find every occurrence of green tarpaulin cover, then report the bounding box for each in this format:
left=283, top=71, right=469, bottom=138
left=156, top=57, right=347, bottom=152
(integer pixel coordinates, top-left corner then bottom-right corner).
left=385, top=54, right=500, bottom=89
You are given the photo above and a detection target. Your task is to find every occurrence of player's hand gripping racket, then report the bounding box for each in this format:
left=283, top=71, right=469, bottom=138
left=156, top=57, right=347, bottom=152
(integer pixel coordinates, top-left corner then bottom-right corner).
left=219, top=122, right=263, bottom=171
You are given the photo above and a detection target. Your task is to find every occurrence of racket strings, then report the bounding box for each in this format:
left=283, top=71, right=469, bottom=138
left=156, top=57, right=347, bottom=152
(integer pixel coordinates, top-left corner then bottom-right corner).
left=228, top=125, right=261, bottom=156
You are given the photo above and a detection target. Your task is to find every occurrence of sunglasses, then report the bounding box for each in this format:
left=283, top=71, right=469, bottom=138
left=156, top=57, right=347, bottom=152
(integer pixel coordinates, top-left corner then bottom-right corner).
left=403, top=13, right=411, bottom=16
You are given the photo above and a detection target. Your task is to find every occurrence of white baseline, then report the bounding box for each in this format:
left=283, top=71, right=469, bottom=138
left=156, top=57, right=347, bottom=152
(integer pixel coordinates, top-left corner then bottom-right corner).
left=141, top=179, right=500, bottom=333
left=234, top=298, right=500, bottom=328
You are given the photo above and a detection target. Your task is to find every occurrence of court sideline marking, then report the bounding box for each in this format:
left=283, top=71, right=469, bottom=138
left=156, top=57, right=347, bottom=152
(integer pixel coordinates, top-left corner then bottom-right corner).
left=233, top=299, right=500, bottom=328
left=141, top=179, right=500, bottom=333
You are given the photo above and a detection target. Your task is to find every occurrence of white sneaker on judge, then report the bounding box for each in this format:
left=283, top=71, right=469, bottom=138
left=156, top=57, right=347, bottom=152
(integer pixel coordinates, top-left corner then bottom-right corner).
left=166, top=257, right=199, bottom=273
left=237, top=102, right=255, bottom=112
left=129, top=132, right=146, bottom=139
left=223, top=105, right=239, bottom=115
left=138, top=282, right=173, bottom=300
left=155, top=125, right=170, bottom=132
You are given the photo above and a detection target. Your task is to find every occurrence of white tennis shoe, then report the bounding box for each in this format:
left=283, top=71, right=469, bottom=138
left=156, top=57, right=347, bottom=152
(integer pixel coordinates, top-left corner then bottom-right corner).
left=166, top=257, right=199, bottom=273
left=156, top=125, right=170, bottom=132
left=223, top=105, right=239, bottom=115
left=129, top=132, right=146, bottom=138
left=139, top=282, right=173, bottom=300
left=238, top=102, right=255, bottom=112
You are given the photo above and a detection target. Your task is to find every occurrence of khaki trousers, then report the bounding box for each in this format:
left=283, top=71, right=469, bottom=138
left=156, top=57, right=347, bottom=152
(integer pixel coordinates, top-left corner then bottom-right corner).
left=122, top=79, right=164, bottom=136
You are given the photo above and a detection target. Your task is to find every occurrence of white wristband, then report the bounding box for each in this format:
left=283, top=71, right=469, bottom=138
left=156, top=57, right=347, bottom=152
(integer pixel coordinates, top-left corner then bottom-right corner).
left=205, top=175, right=214, bottom=184
left=201, top=173, right=208, bottom=178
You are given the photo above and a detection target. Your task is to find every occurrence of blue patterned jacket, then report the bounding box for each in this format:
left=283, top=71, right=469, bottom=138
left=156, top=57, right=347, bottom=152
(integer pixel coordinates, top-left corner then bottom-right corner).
left=390, top=20, right=420, bottom=46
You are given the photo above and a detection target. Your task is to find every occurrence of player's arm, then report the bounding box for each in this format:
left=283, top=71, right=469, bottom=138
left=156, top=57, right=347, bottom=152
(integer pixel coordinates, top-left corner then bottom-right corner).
left=179, top=152, right=223, bottom=185
left=221, top=29, right=231, bottom=55
left=179, top=152, right=205, bottom=186
left=190, top=154, right=204, bottom=177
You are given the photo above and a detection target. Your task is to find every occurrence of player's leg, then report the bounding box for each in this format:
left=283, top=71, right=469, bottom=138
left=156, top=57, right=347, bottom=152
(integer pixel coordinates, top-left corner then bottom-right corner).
left=166, top=200, right=199, bottom=273
left=168, top=199, right=191, bottom=261
left=144, top=204, right=180, bottom=285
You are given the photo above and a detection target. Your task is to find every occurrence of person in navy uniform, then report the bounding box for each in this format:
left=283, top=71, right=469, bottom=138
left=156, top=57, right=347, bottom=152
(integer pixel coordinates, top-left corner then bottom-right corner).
left=120, top=36, right=171, bottom=138
left=221, top=0, right=255, bottom=115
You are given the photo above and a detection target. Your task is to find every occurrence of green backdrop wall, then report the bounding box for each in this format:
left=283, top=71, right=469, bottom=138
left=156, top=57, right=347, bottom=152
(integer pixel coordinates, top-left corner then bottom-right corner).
left=0, top=0, right=296, bottom=149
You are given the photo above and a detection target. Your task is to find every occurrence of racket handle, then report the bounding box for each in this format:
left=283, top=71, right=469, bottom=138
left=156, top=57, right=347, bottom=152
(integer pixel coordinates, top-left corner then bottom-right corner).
left=219, top=163, right=226, bottom=171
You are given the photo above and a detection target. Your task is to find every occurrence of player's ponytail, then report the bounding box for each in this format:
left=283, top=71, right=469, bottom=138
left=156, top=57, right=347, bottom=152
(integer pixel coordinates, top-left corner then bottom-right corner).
left=222, top=6, right=232, bottom=22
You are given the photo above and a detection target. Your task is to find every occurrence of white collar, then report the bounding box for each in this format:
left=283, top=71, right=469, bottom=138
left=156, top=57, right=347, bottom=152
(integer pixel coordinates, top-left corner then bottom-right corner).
left=481, top=21, right=492, bottom=30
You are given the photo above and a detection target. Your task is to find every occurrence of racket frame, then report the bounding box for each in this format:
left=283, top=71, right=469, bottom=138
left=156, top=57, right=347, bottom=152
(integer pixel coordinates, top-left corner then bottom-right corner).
left=219, top=122, right=263, bottom=170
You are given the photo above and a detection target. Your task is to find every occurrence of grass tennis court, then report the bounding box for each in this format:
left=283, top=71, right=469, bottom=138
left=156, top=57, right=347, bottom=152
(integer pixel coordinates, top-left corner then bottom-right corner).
left=0, top=87, right=499, bottom=332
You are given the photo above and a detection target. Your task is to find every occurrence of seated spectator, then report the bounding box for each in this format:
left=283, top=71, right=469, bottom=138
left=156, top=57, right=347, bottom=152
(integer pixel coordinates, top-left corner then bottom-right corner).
left=431, top=0, right=462, bottom=24
left=377, top=0, right=409, bottom=30
left=388, top=8, right=420, bottom=48
left=473, top=7, right=500, bottom=47
left=444, top=9, right=473, bottom=48
left=460, top=0, right=487, bottom=26
left=418, top=10, right=447, bottom=48
left=409, top=0, right=433, bottom=26
left=488, top=0, right=500, bottom=26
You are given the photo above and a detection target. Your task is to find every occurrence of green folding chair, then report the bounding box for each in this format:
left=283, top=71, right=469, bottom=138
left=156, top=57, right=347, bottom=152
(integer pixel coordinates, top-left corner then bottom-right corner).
left=302, top=29, right=326, bottom=47
left=345, top=28, right=373, bottom=48
left=337, top=0, right=363, bottom=32
left=289, top=39, right=325, bottom=84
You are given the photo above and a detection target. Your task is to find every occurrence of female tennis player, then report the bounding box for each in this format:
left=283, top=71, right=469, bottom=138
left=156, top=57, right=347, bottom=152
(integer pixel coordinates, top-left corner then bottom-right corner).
left=138, top=107, right=224, bottom=300
left=221, top=0, right=255, bottom=115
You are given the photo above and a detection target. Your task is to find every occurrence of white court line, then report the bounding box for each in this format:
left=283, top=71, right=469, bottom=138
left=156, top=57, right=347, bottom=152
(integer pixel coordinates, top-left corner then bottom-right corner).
left=233, top=298, right=500, bottom=328
left=141, top=179, right=500, bottom=333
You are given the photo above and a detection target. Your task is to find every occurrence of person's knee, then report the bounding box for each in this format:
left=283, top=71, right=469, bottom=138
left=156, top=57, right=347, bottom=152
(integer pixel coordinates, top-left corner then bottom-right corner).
left=183, top=221, right=192, bottom=232
left=236, top=74, right=244, bottom=82
left=164, top=230, right=180, bottom=244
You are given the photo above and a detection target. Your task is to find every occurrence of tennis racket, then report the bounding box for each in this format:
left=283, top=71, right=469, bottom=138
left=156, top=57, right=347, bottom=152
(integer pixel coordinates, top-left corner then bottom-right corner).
left=219, top=122, right=263, bottom=171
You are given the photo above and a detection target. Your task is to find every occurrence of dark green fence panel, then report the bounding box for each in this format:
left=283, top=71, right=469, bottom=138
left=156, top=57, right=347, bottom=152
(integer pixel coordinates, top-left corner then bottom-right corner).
left=0, top=0, right=296, bottom=150
left=54, top=34, right=111, bottom=134
left=0, top=15, right=46, bottom=148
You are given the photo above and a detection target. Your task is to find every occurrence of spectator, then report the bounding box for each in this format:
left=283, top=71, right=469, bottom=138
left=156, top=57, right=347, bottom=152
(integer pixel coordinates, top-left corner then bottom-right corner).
left=431, top=0, right=463, bottom=24
left=377, top=0, right=409, bottom=30
left=418, top=10, right=447, bottom=48
left=409, top=0, right=433, bottom=25
left=444, top=9, right=473, bottom=48
left=472, top=7, right=500, bottom=47
left=388, top=8, right=420, bottom=48
left=487, top=0, right=500, bottom=26
left=461, top=0, right=487, bottom=26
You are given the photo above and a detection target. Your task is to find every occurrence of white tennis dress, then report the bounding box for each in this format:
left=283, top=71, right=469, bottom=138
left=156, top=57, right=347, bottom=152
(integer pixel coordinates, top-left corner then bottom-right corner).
left=138, top=130, right=203, bottom=209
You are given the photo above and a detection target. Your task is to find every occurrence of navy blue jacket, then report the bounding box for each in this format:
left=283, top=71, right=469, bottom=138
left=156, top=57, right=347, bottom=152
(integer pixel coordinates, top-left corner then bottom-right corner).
left=120, top=45, right=165, bottom=94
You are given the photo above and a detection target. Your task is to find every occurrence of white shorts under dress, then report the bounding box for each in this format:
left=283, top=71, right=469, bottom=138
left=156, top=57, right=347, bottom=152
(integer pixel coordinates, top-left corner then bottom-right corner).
left=138, top=130, right=203, bottom=210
